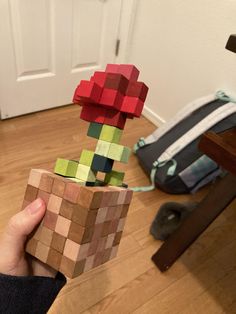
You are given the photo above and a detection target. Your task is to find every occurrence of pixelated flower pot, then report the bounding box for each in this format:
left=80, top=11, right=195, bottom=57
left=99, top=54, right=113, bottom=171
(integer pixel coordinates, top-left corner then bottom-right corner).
left=23, top=169, right=132, bottom=278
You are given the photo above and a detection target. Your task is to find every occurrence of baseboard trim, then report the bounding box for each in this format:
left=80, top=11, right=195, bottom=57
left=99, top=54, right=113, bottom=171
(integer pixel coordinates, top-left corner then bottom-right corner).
left=142, top=105, right=166, bottom=127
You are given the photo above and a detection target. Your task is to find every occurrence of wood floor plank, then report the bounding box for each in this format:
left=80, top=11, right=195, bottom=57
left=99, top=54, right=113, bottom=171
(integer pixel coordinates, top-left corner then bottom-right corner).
left=133, top=257, right=227, bottom=314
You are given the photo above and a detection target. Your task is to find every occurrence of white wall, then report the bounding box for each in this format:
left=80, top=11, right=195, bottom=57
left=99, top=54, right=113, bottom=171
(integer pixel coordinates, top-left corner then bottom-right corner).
left=127, top=0, right=236, bottom=125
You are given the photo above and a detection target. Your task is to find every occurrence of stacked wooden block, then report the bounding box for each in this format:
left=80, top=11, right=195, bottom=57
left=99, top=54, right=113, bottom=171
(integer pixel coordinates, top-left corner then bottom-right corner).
left=21, top=64, right=148, bottom=278
left=54, top=122, right=130, bottom=187
left=24, top=169, right=132, bottom=278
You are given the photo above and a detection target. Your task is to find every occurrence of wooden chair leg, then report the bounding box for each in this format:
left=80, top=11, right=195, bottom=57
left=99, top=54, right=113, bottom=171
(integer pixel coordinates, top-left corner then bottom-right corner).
left=152, top=173, right=236, bottom=272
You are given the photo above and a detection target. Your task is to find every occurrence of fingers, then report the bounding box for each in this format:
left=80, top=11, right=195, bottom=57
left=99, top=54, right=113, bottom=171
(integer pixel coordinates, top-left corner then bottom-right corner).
left=0, top=199, right=46, bottom=276
left=4, top=198, right=46, bottom=254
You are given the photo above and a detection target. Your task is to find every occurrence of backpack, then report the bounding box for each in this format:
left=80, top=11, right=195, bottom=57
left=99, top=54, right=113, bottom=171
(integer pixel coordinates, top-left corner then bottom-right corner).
left=134, top=91, right=236, bottom=194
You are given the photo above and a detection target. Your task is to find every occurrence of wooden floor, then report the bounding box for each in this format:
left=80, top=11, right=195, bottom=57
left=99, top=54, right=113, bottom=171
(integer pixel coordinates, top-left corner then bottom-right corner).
left=1, top=105, right=236, bottom=314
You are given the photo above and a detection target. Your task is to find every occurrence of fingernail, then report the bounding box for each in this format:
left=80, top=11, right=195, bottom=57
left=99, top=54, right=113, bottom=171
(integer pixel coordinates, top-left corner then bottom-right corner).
left=27, top=198, right=44, bottom=215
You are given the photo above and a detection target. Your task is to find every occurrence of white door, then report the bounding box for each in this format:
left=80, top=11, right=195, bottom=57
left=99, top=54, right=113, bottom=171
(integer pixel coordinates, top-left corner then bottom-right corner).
left=0, top=0, right=122, bottom=119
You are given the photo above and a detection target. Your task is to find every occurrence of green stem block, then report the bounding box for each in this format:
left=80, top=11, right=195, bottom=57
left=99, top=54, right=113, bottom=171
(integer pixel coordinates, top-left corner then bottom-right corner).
left=76, top=164, right=97, bottom=182
left=104, top=170, right=125, bottom=186
left=87, top=122, right=103, bottom=139
left=95, top=140, right=111, bottom=157
left=54, top=158, right=79, bottom=177
left=107, top=143, right=131, bottom=163
left=99, top=125, right=122, bottom=144
left=80, top=150, right=94, bottom=167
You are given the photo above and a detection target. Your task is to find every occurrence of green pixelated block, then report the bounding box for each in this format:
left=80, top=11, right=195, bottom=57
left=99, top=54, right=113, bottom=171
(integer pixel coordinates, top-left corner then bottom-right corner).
left=107, top=143, right=131, bottom=163
left=54, top=158, right=79, bottom=177
left=66, top=160, right=79, bottom=177
left=68, top=178, right=98, bottom=187
left=99, top=125, right=122, bottom=143
left=76, top=164, right=97, bottom=182
left=87, top=122, right=103, bottom=139
left=68, top=178, right=86, bottom=185
left=121, top=146, right=131, bottom=163
left=80, top=150, right=94, bottom=167
left=54, top=158, right=68, bottom=175
left=105, top=170, right=125, bottom=186
left=95, top=140, right=111, bottom=157
left=94, top=179, right=106, bottom=186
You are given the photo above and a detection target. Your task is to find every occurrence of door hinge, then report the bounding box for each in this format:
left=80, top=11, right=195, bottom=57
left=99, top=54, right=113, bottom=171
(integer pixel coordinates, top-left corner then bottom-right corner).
left=115, top=39, right=120, bottom=56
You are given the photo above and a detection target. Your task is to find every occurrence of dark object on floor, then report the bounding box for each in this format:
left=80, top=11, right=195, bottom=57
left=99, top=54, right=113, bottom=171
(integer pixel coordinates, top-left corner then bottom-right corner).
left=150, top=202, right=198, bottom=241
left=226, top=34, right=236, bottom=53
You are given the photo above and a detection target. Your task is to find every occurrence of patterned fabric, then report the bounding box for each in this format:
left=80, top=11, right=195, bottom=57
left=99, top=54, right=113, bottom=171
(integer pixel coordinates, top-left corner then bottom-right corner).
left=179, top=155, right=221, bottom=192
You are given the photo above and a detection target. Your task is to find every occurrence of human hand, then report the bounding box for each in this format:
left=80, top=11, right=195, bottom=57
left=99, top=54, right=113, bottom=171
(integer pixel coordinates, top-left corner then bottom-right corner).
left=0, top=198, right=56, bottom=277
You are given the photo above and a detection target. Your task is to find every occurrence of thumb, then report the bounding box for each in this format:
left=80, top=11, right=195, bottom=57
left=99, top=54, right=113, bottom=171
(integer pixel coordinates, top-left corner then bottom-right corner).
left=4, top=198, right=46, bottom=253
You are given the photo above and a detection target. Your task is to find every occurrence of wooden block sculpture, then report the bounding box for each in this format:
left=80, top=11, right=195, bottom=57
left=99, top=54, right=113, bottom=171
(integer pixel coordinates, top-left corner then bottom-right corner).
left=22, top=64, right=149, bottom=278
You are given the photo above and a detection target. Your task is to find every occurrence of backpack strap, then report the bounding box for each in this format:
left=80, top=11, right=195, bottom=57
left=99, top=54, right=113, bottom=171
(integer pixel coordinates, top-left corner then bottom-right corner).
left=134, top=90, right=236, bottom=152
left=216, top=90, right=236, bottom=103
left=133, top=93, right=217, bottom=152
left=158, top=101, right=236, bottom=162
left=131, top=159, right=177, bottom=192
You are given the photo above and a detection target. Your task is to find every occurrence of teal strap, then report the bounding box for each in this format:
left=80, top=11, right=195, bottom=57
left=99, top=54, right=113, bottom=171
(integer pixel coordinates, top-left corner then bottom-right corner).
left=131, top=159, right=177, bottom=192
left=167, top=159, right=177, bottom=176
left=133, top=137, right=146, bottom=154
left=131, top=166, right=158, bottom=192
left=216, top=90, right=236, bottom=103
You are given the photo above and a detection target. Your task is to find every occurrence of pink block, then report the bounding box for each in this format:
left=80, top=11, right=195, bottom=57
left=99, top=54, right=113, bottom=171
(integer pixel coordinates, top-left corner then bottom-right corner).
left=103, top=109, right=127, bottom=130
left=80, top=105, right=106, bottom=124
left=99, top=89, right=123, bottom=110
left=105, top=64, right=120, bottom=73
left=91, top=71, right=108, bottom=87
left=117, top=64, right=139, bottom=81
left=121, top=96, right=144, bottom=118
left=73, top=80, right=102, bottom=103
left=126, top=81, right=149, bottom=102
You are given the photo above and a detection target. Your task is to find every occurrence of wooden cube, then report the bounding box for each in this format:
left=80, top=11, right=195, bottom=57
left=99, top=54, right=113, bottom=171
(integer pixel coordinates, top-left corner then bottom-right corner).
left=22, top=169, right=132, bottom=279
